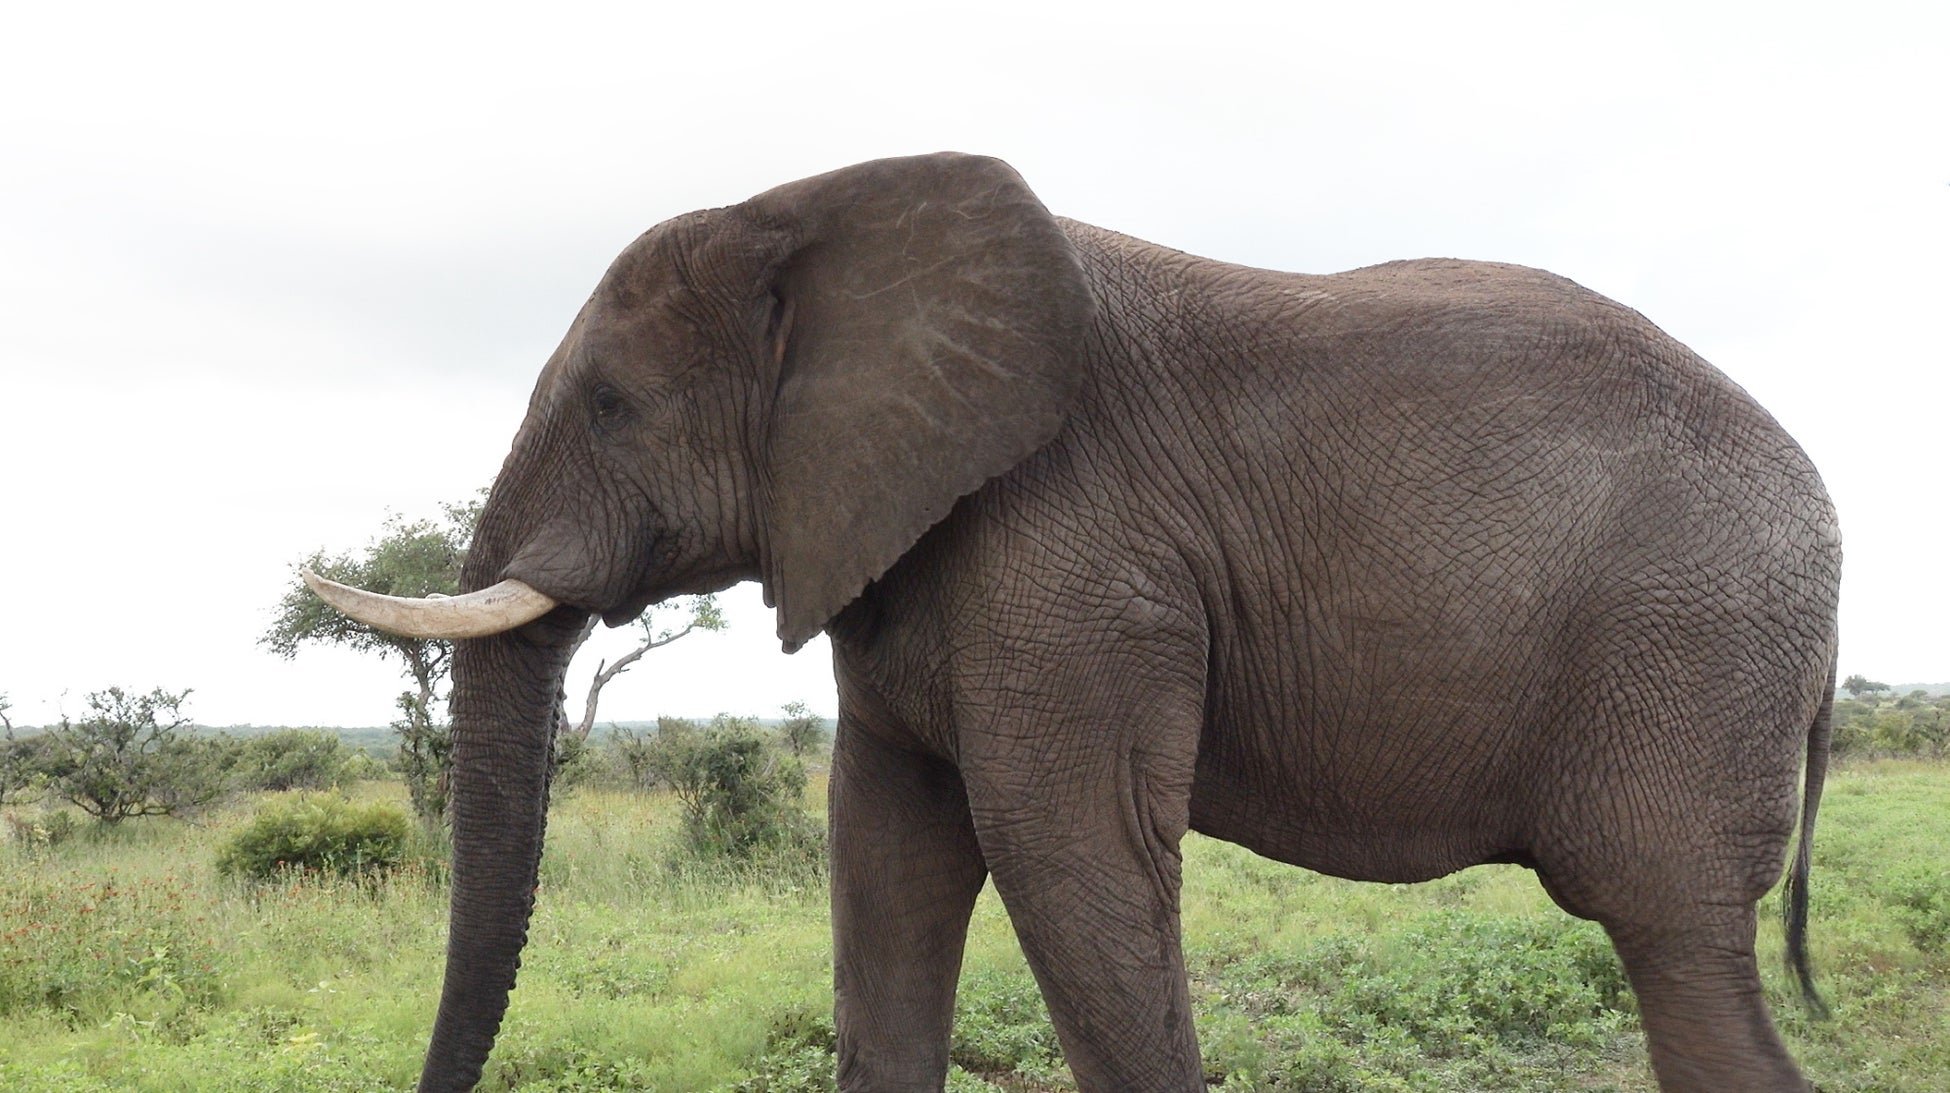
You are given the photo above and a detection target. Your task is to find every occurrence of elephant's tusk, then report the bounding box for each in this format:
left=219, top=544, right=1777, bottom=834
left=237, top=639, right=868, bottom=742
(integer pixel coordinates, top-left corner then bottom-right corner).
left=301, top=569, right=559, bottom=639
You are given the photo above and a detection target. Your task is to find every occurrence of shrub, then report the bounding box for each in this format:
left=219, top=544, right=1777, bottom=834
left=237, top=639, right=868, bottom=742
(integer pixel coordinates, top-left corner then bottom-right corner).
left=1, top=809, right=76, bottom=856
left=1831, top=695, right=1950, bottom=760
left=638, top=716, right=822, bottom=863
left=39, top=687, right=228, bottom=823
left=216, top=794, right=412, bottom=880
left=340, top=750, right=389, bottom=782
left=550, top=731, right=609, bottom=795
left=228, top=730, right=354, bottom=792
left=609, top=716, right=700, bottom=792
left=0, top=732, right=56, bottom=807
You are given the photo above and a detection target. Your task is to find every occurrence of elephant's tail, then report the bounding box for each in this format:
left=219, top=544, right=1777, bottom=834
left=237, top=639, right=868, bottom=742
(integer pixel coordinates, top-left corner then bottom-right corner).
left=1782, top=658, right=1834, bottom=1019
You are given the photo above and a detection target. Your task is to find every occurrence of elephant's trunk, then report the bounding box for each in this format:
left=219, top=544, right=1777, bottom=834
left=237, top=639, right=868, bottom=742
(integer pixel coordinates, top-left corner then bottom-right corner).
left=418, top=618, right=583, bottom=1092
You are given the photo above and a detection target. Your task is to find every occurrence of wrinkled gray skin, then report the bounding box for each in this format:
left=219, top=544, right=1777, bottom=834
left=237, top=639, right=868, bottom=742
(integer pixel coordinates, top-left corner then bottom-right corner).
left=425, top=154, right=1839, bottom=1092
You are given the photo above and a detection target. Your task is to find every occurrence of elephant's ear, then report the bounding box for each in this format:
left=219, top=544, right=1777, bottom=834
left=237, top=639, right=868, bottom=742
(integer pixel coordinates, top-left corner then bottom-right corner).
left=739, top=153, right=1093, bottom=652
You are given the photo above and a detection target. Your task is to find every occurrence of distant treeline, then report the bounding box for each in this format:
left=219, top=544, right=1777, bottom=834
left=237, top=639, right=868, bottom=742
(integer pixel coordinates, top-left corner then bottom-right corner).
left=166, top=719, right=807, bottom=758
left=7, top=719, right=801, bottom=746
left=1872, top=682, right=1950, bottom=699
left=192, top=692, right=1950, bottom=766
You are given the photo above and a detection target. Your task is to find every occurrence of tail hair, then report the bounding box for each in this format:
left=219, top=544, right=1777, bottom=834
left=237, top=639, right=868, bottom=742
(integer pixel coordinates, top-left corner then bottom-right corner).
left=1782, top=659, right=1834, bottom=1019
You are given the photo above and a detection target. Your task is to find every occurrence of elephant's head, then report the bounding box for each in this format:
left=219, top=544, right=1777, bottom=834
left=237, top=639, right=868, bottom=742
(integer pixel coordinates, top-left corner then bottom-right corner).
left=311, top=153, right=1093, bottom=1090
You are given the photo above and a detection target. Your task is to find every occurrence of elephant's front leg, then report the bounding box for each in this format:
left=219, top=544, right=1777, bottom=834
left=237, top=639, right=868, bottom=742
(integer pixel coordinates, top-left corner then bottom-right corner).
left=830, top=719, right=988, bottom=1092
left=962, top=680, right=1207, bottom=1093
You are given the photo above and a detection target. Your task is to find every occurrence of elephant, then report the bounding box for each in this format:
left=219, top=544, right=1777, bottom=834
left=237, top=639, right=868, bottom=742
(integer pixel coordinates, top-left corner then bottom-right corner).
left=308, top=152, right=1840, bottom=1092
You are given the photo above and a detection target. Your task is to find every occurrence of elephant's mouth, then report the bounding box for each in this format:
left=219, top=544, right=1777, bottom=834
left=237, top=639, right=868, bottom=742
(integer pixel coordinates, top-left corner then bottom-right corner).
left=596, top=561, right=747, bottom=629
left=584, top=521, right=747, bottom=630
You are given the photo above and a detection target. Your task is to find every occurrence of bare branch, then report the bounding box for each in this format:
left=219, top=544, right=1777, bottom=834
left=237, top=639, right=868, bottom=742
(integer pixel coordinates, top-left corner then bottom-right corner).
left=570, top=595, right=724, bottom=740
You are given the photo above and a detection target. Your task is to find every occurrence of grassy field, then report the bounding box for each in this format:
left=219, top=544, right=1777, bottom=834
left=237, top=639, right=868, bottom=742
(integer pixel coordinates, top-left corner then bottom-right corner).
left=1, top=761, right=1945, bottom=1091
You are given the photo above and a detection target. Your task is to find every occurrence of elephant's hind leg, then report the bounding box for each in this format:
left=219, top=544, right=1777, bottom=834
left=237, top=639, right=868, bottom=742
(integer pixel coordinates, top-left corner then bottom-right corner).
left=1529, top=735, right=1811, bottom=1089
left=1604, top=907, right=1807, bottom=1092
left=1533, top=594, right=1820, bottom=1091
left=830, top=721, right=988, bottom=1092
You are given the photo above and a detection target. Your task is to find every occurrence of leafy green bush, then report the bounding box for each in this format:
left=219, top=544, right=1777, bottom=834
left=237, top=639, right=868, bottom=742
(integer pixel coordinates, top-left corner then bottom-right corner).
left=227, top=730, right=355, bottom=792
left=608, top=715, right=700, bottom=791
left=1, top=809, right=77, bottom=857
left=2, top=721, right=57, bottom=807
left=38, top=687, right=228, bottom=824
left=637, top=716, right=823, bottom=865
left=550, top=731, right=610, bottom=795
left=215, top=794, right=411, bottom=880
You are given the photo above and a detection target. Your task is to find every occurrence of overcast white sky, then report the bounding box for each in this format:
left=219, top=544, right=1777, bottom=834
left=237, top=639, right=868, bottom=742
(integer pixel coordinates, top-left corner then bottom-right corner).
left=2, top=2, right=1944, bottom=728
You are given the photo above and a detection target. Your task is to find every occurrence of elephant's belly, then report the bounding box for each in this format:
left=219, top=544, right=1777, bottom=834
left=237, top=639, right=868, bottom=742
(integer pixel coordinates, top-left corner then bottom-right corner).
left=1186, top=748, right=1525, bottom=885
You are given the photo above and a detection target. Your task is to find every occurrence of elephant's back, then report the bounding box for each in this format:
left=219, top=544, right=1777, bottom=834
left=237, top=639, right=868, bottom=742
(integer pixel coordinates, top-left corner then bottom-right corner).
left=1064, top=229, right=1840, bottom=603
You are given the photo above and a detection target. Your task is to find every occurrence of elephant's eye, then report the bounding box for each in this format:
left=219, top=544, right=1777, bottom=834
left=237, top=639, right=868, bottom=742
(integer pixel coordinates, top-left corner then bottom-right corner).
left=590, top=383, right=631, bottom=428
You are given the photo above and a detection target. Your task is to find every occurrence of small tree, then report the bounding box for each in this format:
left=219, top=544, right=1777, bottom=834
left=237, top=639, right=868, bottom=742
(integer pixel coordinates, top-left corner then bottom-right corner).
left=778, top=701, right=827, bottom=758
left=1, top=692, right=41, bottom=806
left=1842, top=674, right=1891, bottom=699
left=266, top=496, right=479, bottom=821
left=273, top=494, right=727, bottom=819
left=266, top=498, right=479, bottom=717
left=42, top=687, right=226, bottom=824
left=1, top=692, right=16, bottom=802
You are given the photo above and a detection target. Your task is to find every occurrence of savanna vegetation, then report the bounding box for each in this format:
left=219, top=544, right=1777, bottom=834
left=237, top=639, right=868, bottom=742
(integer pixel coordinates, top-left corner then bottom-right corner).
left=1832, top=687, right=1950, bottom=760
left=1, top=691, right=1946, bottom=1090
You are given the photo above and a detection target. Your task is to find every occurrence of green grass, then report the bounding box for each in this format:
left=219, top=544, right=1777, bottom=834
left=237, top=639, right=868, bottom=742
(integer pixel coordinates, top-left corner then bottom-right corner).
left=2, top=763, right=1946, bottom=1091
